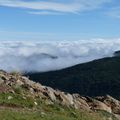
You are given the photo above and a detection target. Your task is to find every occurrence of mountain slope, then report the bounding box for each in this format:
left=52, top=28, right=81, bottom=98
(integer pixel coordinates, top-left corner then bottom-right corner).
left=0, top=70, right=118, bottom=120
left=27, top=55, right=120, bottom=98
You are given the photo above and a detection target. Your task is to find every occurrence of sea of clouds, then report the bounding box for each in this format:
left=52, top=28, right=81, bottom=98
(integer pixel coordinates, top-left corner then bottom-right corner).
left=0, top=39, right=120, bottom=73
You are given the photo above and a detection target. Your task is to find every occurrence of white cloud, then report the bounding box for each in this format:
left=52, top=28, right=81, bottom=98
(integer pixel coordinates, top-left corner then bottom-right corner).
left=28, top=11, right=63, bottom=15
left=0, top=0, right=112, bottom=14
left=0, top=39, right=120, bottom=72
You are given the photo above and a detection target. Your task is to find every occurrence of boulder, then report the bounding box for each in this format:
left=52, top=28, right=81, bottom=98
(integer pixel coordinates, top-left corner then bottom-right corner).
left=16, top=79, right=24, bottom=86
left=44, top=87, right=56, bottom=101
left=103, top=95, right=120, bottom=114
left=56, top=92, right=74, bottom=106
left=88, top=98, right=112, bottom=113
left=73, top=94, right=90, bottom=110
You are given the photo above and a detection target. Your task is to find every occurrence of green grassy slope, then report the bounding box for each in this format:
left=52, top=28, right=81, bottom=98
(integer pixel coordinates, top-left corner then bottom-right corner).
left=0, top=71, right=118, bottom=120
left=0, top=92, right=117, bottom=120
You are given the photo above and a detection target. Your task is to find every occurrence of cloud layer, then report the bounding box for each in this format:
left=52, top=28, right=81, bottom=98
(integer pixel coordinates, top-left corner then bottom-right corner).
left=0, top=39, right=120, bottom=72
left=0, top=0, right=112, bottom=14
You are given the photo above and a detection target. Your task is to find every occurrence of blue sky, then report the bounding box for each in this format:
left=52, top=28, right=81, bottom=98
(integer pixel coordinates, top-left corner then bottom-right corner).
left=0, top=0, right=120, bottom=41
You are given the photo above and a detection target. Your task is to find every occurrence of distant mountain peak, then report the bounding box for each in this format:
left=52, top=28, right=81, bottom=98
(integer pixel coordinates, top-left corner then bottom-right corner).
left=114, top=50, right=120, bottom=57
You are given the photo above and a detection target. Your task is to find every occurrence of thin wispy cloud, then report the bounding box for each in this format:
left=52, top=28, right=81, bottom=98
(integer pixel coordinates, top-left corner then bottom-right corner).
left=0, top=0, right=112, bottom=15
left=28, top=11, right=64, bottom=15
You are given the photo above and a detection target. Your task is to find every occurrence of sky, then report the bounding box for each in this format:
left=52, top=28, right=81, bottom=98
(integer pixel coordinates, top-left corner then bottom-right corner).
left=0, top=0, right=120, bottom=41
left=1, top=0, right=120, bottom=72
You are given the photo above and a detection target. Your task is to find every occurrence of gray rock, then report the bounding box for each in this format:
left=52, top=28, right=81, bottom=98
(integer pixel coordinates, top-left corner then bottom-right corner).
left=0, top=78, right=4, bottom=84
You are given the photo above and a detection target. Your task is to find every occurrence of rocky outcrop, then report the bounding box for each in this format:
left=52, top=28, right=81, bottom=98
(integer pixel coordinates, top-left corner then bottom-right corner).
left=96, top=95, right=120, bottom=114
left=87, top=97, right=112, bottom=113
left=0, top=70, right=120, bottom=118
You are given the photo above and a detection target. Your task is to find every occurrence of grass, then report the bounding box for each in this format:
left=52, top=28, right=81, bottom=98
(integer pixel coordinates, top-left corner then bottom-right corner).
left=0, top=108, right=118, bottom=120
left=0, top=80, right=118, bottom=120
left=0, top=93, right=35, bottom=108
left=0, top=92, right=118, bottom=120
left=0, top=109, right=109, bottom=120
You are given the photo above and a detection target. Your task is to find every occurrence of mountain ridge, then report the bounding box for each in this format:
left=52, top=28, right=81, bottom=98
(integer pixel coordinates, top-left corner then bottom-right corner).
left=26, top=52, right=120, bottom=98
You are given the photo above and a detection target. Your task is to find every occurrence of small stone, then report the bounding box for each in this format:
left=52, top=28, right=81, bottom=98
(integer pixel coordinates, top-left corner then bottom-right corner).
left=8, top=96, right=13, bottom=100
left=22, top=96, right=26, bottom=100
left=34, top=101, right=38, bottom=106
left=40, top=112, right=46, bottom=117
left=29, top=88, right=34, bottom=94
